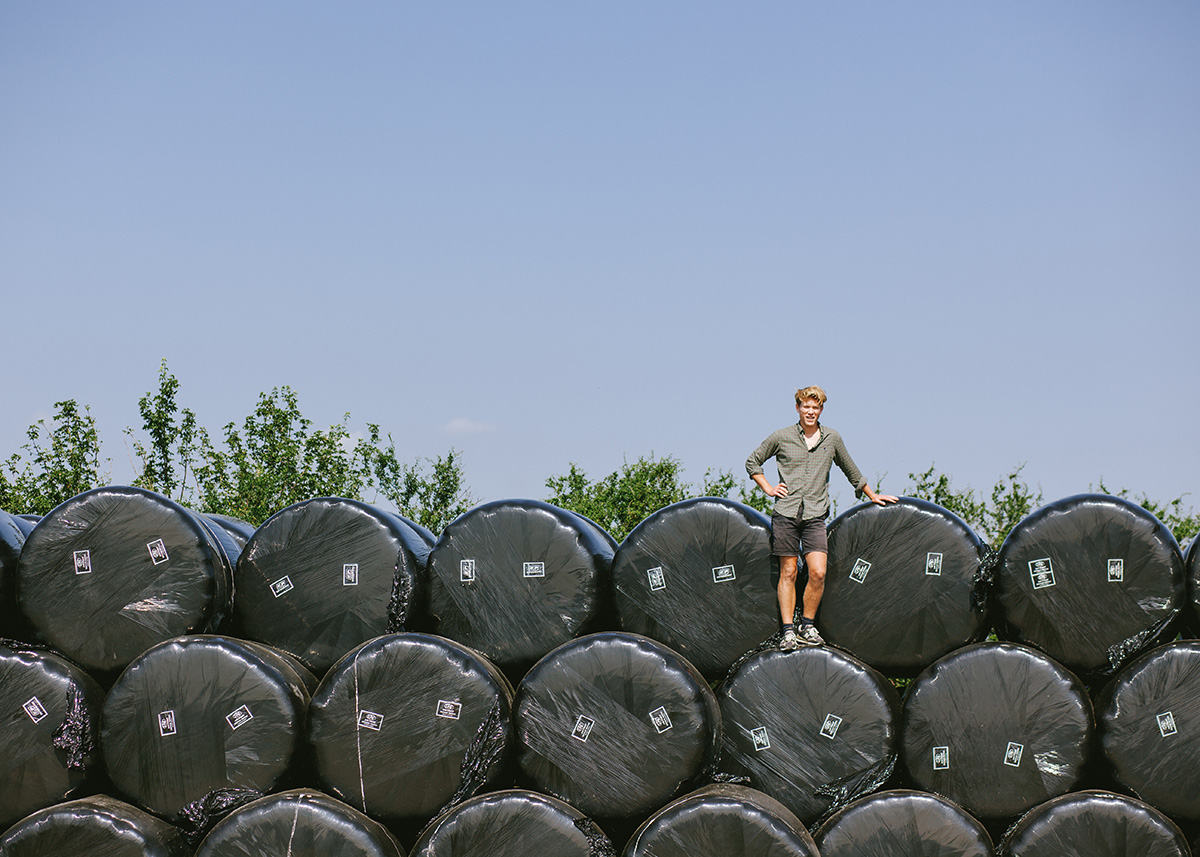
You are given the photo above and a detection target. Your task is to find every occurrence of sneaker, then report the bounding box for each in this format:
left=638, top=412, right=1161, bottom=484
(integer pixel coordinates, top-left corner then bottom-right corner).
left=779, top=629, right=801, bottom=652
left=796, top=624, right=824, bottom=646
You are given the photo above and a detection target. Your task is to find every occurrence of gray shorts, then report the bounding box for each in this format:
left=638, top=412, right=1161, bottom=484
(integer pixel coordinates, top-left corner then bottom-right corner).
left=770, top=514, right=828, bottom=558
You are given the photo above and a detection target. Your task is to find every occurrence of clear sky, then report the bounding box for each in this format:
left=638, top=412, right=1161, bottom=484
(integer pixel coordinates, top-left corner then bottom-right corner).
left=2, top=2, right=1197, bottom=521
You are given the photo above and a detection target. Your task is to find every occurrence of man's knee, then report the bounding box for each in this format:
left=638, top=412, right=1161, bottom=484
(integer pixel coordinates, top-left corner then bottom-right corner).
left=779, top=556, right=799, bottom=582
left=804, top=554, right=827, bottom=583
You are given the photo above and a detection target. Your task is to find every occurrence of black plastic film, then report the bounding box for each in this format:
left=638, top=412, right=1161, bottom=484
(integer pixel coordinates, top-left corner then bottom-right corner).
left=0, top=641, right=105, bottom=828
left=0, top=510, right=34, bottom=644
left=994, top=494, right=1184, bottom=678
left=513, top=631, right=720, bottom=820
left=823, top=498, right=991, bottom=675
left=715, top=646, right=899, bottom=824
left=1186, top=532, right=1200, bottom=636
left=100, top=635, right=312, bottom=820
left=234, top=497, right=430, bottom=673
left=623, top=783, right=819, bottom=857
left=193, top=789, right=405, bottom=857
left=0, top=795, right=191, bottom=857
left=201, top=515, right=255, bottom=549
left=899, top=642, right=1093, bottom=821
left=308, top=632, right=512, bottom=822
left=998, top=790, right=1189, bottom=857
left=610, top=498, right=780, bottom=678
left=1096, top=640, right=1200, bottom=820
left=15, top=486, right=233, bottom=674
left=410, top=788, right=611, bottom=857
left=425, top=500, right=614, bottom=673
left=814, top=789, right=994, bottom=856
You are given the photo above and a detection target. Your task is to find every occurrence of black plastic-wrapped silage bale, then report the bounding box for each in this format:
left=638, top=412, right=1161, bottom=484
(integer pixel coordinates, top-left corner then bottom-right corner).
left=715, top=646, right=899, bottom=824
left=610, top=498, right=779, bottom=678
left=513, top=631, right=720, bottom=820
left=15, top=486, right=233, bottom=675
left=234, top=497, right=432, bottom=674
left=0, top=795, right=191, bottom=857
left=822, top=497, right=992, bottom=675
left=998, top=790, right=1189, bottom=857
left=193, top=789, right=405, bottom=857
left=0, top=641, right=105, bottom=829
left=410, top=788, right=612, bottom=857
left=308, top=632, right=513, bottom=823
left=202, top=515, right=255, bottom=549
left=425, top=499, right=614, bottom=674
left=0, top=509, right=32, bottom=642
left=899, top=642, right=1093, bottom=821
left=994, top=494, right=1185, bottom=679
left=1186, top=532, right=1200, bottom=636
left=1095, top=640, right=1200, bottom=821
left=100, top=634, right=314, bottom=823
left=813, top=789, right=994, bottom=857
left=622, top=784, right=818, bottom=857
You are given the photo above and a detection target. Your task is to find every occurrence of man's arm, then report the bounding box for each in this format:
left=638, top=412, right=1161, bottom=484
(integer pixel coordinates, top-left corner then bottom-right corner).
left=746, top=433, right=787, bottom=498
left=833, top=433, right=897, bottom=506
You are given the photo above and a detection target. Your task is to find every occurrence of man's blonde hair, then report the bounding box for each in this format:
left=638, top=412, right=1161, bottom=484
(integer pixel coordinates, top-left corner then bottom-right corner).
left=794, top=386, right=828, bottom=406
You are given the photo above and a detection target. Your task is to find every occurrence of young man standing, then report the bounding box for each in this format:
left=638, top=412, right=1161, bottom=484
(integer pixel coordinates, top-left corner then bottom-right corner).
left=746, top=386, right=897, bottom=650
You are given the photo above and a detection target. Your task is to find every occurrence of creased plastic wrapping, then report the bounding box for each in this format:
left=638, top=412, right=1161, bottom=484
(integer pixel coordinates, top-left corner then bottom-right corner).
left=715, top=646, right=899, bottom=825
left=234, top=497, right=432, bottom=674
left=1186, top=532, right=1200, bottom=636
left=823, top=497, right=992, bottom=675
left=100, top=635, right=314, bottom=821
left=201, top=515, right=255, bottom=549
left=813, top=789, right=994, bottom=856
left=513, top=631, right=720, bottom=820
left=308, top=632, right=513, bottom=823
left=193, top=789, right=405, bottom=857
left=1095, top=640, right=1200, bottom=820
left=610, top=498, right=780, bottom=678
left=998, top=790, right=1189, bottom=857
left=426, top=500, right=615, bottom=674
left=15, top=487, right=234, bottom=675
left=0, top=509, right=33, bottom=643
left=899, top=642, right=1093, bottom=821
left=0, top=641, right=105, bottom=828
left=0, top=795, right=191, bottom=857
left=623, top=784, right=818, bottom=857
left=410, top=788, right=613, bottom=857
left=994, top=494, right=1184, bottom=679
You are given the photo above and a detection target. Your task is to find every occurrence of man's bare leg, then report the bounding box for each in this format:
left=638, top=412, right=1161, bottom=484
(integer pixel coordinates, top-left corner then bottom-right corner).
left=801, top=551, right=827, bottom=621
left=778, top=555, right=798, bottom=625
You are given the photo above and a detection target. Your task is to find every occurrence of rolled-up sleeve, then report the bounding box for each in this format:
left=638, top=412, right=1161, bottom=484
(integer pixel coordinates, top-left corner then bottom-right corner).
left=833, top=435, right=867, bottom=495
left=746, top=434, right=777, bottom=477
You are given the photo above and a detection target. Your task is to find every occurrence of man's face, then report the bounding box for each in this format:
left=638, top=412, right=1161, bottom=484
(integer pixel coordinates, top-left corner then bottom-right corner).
left=797, top=398, right=823, bottom=427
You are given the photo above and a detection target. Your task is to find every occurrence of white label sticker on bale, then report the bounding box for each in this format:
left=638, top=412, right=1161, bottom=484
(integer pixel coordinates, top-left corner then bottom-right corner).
left=226, top=705, right=254, bottom=730
left=649, top=706, right=673, bottom=733
left=1029, top=558, right=1056, bottom=589
left=572, top=715, right=595, bottom=742
left=1004, top=742, right=1024, bottom=767
left=1107, top=558, right=1124, bottom=583
left=270, top=576, right=294, bottom=597
left=436, top=700, right=462, bottom=720
left=358, top=710, right=384, bottom=731
left=932, top=746, right=950, bottom=770
left=23, top=697, right=48, bottom=723
left=712, top=564, right=736, bottom=583
left=73, top=550, right=92, bottom=575
left=821, top=713, right=843, bottom=740
left=343, top=563, right=359, bottom=586
left=158, top=710, right=177, bottom=737
left=647, top=566, right=667, bottom=591
left=850, top=558, right=871, bottom=584
left=523, top=561, right=545, bottom=578
left=925, top=552, right=943, bottom=575
left=147, top=539, right=170, bottom=565
left=1158, top=711, right=1178, bottom=737
left=460, top=559, right=476, bottom=583
left=751, top=726, right=771, bottom=751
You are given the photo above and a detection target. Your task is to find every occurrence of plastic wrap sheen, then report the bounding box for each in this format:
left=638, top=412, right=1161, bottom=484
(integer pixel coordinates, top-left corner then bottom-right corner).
left=426, top=500, right=614, bottom=673
left=101, top=635, right=314, bottom=821
left=0, top=510, right=30, bottom=641
left=193, top=789, right=405, bottom=856
left=623, top=784, right=818, bottom=857
left=0, top=795, right=191, bottom=857
left=234, top=497, right=431, bottom=673
left=513, top=632, right=720, bottom=819
left=1187, top=533, right=1200, bottom=635
left=899, top=642, right=1093, bottom=820
left=994, top=494, right=1184, bottom=677
left=998, top=790, right=1188, bottom=857
left=15, top=487, right=233, bottom=674
left=611, top=498, right=780, bottom=677
left=308, top=632, right=513, bottom=822
left=813, top=789, right=994, bottom=856
left=716, top=646, right=899, bottom=824
left=822, top=498, right=992, bottom=674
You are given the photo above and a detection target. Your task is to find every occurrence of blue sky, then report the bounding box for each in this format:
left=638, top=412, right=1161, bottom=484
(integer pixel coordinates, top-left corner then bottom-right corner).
left=2, top=2, right=1197, bottom=522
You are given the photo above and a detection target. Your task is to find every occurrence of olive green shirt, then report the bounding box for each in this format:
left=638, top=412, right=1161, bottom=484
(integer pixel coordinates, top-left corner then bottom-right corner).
left=745, top=422, right=867, bottom=520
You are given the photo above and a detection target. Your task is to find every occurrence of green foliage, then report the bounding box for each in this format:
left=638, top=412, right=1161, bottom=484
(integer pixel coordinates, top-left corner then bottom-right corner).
left=0, top=400, right=107, bottom=515
left=1095, top=480, right=1200, bottom=546
left=906, top=463, right=1043, bottom=547
left=370, top=445, right=474, bottom=534
left=127, top=359, right=199, bottom=503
